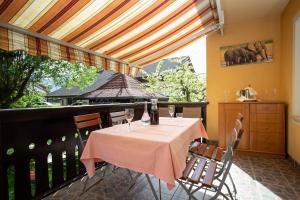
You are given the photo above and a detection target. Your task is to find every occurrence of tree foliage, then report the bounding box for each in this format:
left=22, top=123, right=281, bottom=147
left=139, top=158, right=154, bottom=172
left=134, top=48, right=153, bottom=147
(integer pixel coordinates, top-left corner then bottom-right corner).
left=143, top=57, right=206, bottom=102
left=0, top=50, right=98, bottom=108
left=10, top=90, right=45, bottom=108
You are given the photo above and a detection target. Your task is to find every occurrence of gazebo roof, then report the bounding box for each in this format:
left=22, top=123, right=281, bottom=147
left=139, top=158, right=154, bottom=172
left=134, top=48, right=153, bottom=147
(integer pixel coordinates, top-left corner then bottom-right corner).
left=47, top=70, right=167, bottom=100
left=82, top=73, right=167, bottom=100
left=47, top=70, right=116, bottom=97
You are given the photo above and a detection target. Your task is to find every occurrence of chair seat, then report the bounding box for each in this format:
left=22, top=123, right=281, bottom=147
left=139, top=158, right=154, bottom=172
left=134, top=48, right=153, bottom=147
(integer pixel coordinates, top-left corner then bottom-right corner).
left=180, top=157, right=217, bottom=188
left=190, top=142, right=224, bottom=162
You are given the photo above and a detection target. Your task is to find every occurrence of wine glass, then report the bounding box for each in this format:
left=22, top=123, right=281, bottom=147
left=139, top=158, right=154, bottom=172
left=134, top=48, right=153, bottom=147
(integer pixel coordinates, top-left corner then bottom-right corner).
left=168, top=105, right=175, bottom=118
left=125, top=108, right=134, bottom=131
left=224, top=89, right=230, bottom=102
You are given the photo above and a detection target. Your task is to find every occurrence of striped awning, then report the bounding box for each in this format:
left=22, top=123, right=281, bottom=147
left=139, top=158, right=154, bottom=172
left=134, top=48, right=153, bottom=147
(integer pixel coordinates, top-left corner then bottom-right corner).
left=0, top=0, right=220, bottom=74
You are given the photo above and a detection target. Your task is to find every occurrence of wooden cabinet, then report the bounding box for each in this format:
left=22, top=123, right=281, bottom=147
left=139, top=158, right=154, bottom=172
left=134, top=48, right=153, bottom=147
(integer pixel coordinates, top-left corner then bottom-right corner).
left=219, top=102, right=285, bottom=155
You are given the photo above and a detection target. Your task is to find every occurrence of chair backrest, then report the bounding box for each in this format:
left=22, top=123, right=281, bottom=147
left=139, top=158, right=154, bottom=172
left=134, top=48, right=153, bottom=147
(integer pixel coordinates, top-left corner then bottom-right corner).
left=159, top=107, right=170, bottom=117
left=73, top=113, right=102, bottom=148
left=215, top=146, right=234, bottom=190
left=226, top=128, right=238, bottom=151
left=236, top=112, right=244, bottom=123
left=217, top=113, right=243, bottom=178
left=233, top=113, right=244, bottom=149
left=109, top=111, right=126, bottom=126
left=223, top=113, right=244, bottom=160
left=183, top=107, right=202, bottom=118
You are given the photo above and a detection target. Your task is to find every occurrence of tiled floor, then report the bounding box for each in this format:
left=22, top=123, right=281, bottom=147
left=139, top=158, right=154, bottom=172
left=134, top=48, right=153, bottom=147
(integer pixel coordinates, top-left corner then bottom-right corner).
left=44, top=155, right=300, bottom=200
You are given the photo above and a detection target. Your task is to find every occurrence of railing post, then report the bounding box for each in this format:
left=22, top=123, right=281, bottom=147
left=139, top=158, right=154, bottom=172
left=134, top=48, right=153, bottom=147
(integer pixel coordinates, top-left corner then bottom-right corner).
left=0, top=120, right=9, bottom=200
left=201, top=102, right=208, bottom=129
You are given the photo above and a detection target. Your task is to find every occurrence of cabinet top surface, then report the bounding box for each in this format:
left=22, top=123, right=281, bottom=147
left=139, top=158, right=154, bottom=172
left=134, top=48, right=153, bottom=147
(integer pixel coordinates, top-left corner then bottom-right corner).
left=219, top=101, right=285, bottom=104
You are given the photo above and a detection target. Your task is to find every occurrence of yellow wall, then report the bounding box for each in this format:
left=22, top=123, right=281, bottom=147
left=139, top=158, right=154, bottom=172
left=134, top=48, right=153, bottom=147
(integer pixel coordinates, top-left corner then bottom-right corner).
left=281, top=0, right=300, bottom=162
left=206, top=1, right=300, bottom=163
left=206, top=16, right=282, bottom=139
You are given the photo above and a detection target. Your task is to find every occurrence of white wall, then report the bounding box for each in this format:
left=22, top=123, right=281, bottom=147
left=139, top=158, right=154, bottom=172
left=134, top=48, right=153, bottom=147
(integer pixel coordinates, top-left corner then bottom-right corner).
left=293, top=17, right=300, bottom=117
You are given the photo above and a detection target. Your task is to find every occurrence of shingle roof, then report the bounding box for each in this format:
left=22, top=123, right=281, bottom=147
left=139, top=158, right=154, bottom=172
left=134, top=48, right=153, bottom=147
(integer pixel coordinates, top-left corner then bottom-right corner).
left=82, top=73, right=166, bottom=100
left=47, top=70, right=117, bottom=97
left=47, top=70, right=167, bottom=100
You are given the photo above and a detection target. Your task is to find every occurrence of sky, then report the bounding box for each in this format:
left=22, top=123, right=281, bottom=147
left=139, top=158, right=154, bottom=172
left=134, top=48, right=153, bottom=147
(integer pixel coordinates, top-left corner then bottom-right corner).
left=166, top=36, right=207, bottom=74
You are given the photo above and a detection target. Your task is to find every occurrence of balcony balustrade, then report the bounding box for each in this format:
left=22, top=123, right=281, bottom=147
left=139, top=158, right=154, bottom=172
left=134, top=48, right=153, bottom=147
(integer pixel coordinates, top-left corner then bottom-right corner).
left=0, top=102, right=207, bottom=200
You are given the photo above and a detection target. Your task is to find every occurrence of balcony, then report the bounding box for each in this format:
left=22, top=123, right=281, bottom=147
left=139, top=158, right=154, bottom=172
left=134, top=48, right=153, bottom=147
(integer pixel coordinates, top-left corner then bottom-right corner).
left=1, top=0, right=300, bottom=199
left=0, top=102, right=208, bottom=199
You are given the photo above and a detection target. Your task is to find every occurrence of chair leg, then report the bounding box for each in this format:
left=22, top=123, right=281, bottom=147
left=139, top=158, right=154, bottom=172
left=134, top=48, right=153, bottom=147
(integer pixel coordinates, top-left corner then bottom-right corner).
left=219, top=192, right=231, bottom=200
left=112, top=166, right=133, bottom=181
left=145, top=174, right=159, bottom=200
left=188, top=183, right=194, bottom=200
left=80, top=165, right=107, bottom=195
left=223, top=182, right=235, bottom=200
left=80, top=177, right=89, bottom=196
left=112, top=165, right=118, bottom=173
left=101, top=165, right=107, bottom=178
left=228, top=172, right=237, bottom=195
left=177, top=181, right=198, bottom=200
left=127, top=169, right=134, bottom=181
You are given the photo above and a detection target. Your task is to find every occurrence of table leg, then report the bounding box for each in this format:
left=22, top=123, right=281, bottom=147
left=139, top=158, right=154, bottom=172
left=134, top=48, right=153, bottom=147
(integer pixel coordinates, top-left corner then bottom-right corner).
left=128, top=172, right=142, bottom=190
left=158, top=179, right=161, bottom=200
left=145, top=174, right=159, bottom=200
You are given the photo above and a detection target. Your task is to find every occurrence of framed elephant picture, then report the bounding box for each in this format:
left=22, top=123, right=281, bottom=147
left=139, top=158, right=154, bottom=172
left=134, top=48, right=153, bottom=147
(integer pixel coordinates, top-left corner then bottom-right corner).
left=220, top=40, right=273, bottom=67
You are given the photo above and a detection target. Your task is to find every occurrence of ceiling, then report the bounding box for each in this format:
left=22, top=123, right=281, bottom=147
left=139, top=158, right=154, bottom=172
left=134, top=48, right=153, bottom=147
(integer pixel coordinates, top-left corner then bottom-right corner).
left=221, top=0, right=290, bottom=25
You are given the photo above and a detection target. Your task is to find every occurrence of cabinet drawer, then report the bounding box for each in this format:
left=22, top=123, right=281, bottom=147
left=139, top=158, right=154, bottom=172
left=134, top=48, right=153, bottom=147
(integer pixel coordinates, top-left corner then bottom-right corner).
left=250, top=122, right=284, bottom=133
left=250, top=104, right=283, bottom=114
left=250, top=113, right=282, bottom=123
left=251, top=132, right=285, bottom=154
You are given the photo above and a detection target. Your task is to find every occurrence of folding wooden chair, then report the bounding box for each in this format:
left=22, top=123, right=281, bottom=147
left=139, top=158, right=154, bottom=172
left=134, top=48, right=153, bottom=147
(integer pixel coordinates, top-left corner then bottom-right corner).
left=190, top=113, right=244, bottom=159
left=109, top=111, right=126, bottom=126
left=73, top=113, right=108, bottom=194
left=159, top=107, right=170, bottom=117
left=183, top=106, right=202, bottom=118
left=189, top=113, right=244, bottom=198
left=178, top=146, right=235, bottom=200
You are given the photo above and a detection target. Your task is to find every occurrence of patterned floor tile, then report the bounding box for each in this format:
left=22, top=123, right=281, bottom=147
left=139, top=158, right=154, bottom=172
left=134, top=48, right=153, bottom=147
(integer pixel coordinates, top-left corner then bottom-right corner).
left=43, top=155, right=300, bottom=200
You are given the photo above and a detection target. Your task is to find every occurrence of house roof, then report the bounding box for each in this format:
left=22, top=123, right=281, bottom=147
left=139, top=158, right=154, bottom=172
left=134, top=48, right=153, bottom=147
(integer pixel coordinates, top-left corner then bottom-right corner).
left=47, top=70, right=167, bottom=100
left=47, top=70, right=116, bottom=97
left=82, top=73, right=167, bottom=100
left=0, top=0, right=220, bottom=68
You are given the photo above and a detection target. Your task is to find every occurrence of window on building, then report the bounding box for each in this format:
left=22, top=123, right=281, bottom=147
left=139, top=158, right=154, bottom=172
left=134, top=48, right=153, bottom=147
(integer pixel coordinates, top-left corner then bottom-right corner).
left=293, top=16, right=300, bottom=121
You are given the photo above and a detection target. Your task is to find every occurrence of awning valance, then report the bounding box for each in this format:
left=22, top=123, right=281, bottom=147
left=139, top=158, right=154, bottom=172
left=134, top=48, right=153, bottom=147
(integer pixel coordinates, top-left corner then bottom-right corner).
left=0, top=0, right=221, bottom=73
left=0, top=26, right=139, bottom=76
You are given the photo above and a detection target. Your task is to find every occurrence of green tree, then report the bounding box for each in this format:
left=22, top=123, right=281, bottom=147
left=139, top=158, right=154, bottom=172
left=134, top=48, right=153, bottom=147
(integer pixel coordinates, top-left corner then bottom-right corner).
left=10, top=90, right=45, bottom=108
left=144, top=57, right=206, bottom=102
left=0, top=50, right=98, bottom=108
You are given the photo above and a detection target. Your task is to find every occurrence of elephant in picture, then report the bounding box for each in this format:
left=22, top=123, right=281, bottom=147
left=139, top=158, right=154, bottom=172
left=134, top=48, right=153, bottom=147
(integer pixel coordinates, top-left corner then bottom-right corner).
left=254, top=41, right=268, bottom=61
left=240, top=47, right=257, bottom=63
left=234, top=47, right=250, bottom=64
left=224, top=49, right=237, bottom=66
left=224, top=47, right=257, bottom=66
left=247, top=41, right=268, bottom=61
left=245, top=49, right=257, bottom=63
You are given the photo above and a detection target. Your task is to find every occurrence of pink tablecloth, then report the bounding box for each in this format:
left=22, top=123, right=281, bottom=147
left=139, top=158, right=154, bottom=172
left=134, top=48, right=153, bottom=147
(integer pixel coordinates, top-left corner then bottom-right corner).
left=80, top=117, right=207, bottom=188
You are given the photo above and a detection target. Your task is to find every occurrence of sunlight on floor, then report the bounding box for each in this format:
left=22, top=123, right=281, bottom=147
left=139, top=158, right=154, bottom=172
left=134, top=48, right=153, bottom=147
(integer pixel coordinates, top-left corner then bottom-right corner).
left=43, top=155, right=300, bottom=200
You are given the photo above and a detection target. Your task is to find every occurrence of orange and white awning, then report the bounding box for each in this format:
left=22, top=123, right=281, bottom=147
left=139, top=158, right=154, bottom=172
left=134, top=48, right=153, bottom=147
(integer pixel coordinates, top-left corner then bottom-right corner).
left=0, top=0, right=221, bottom=74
